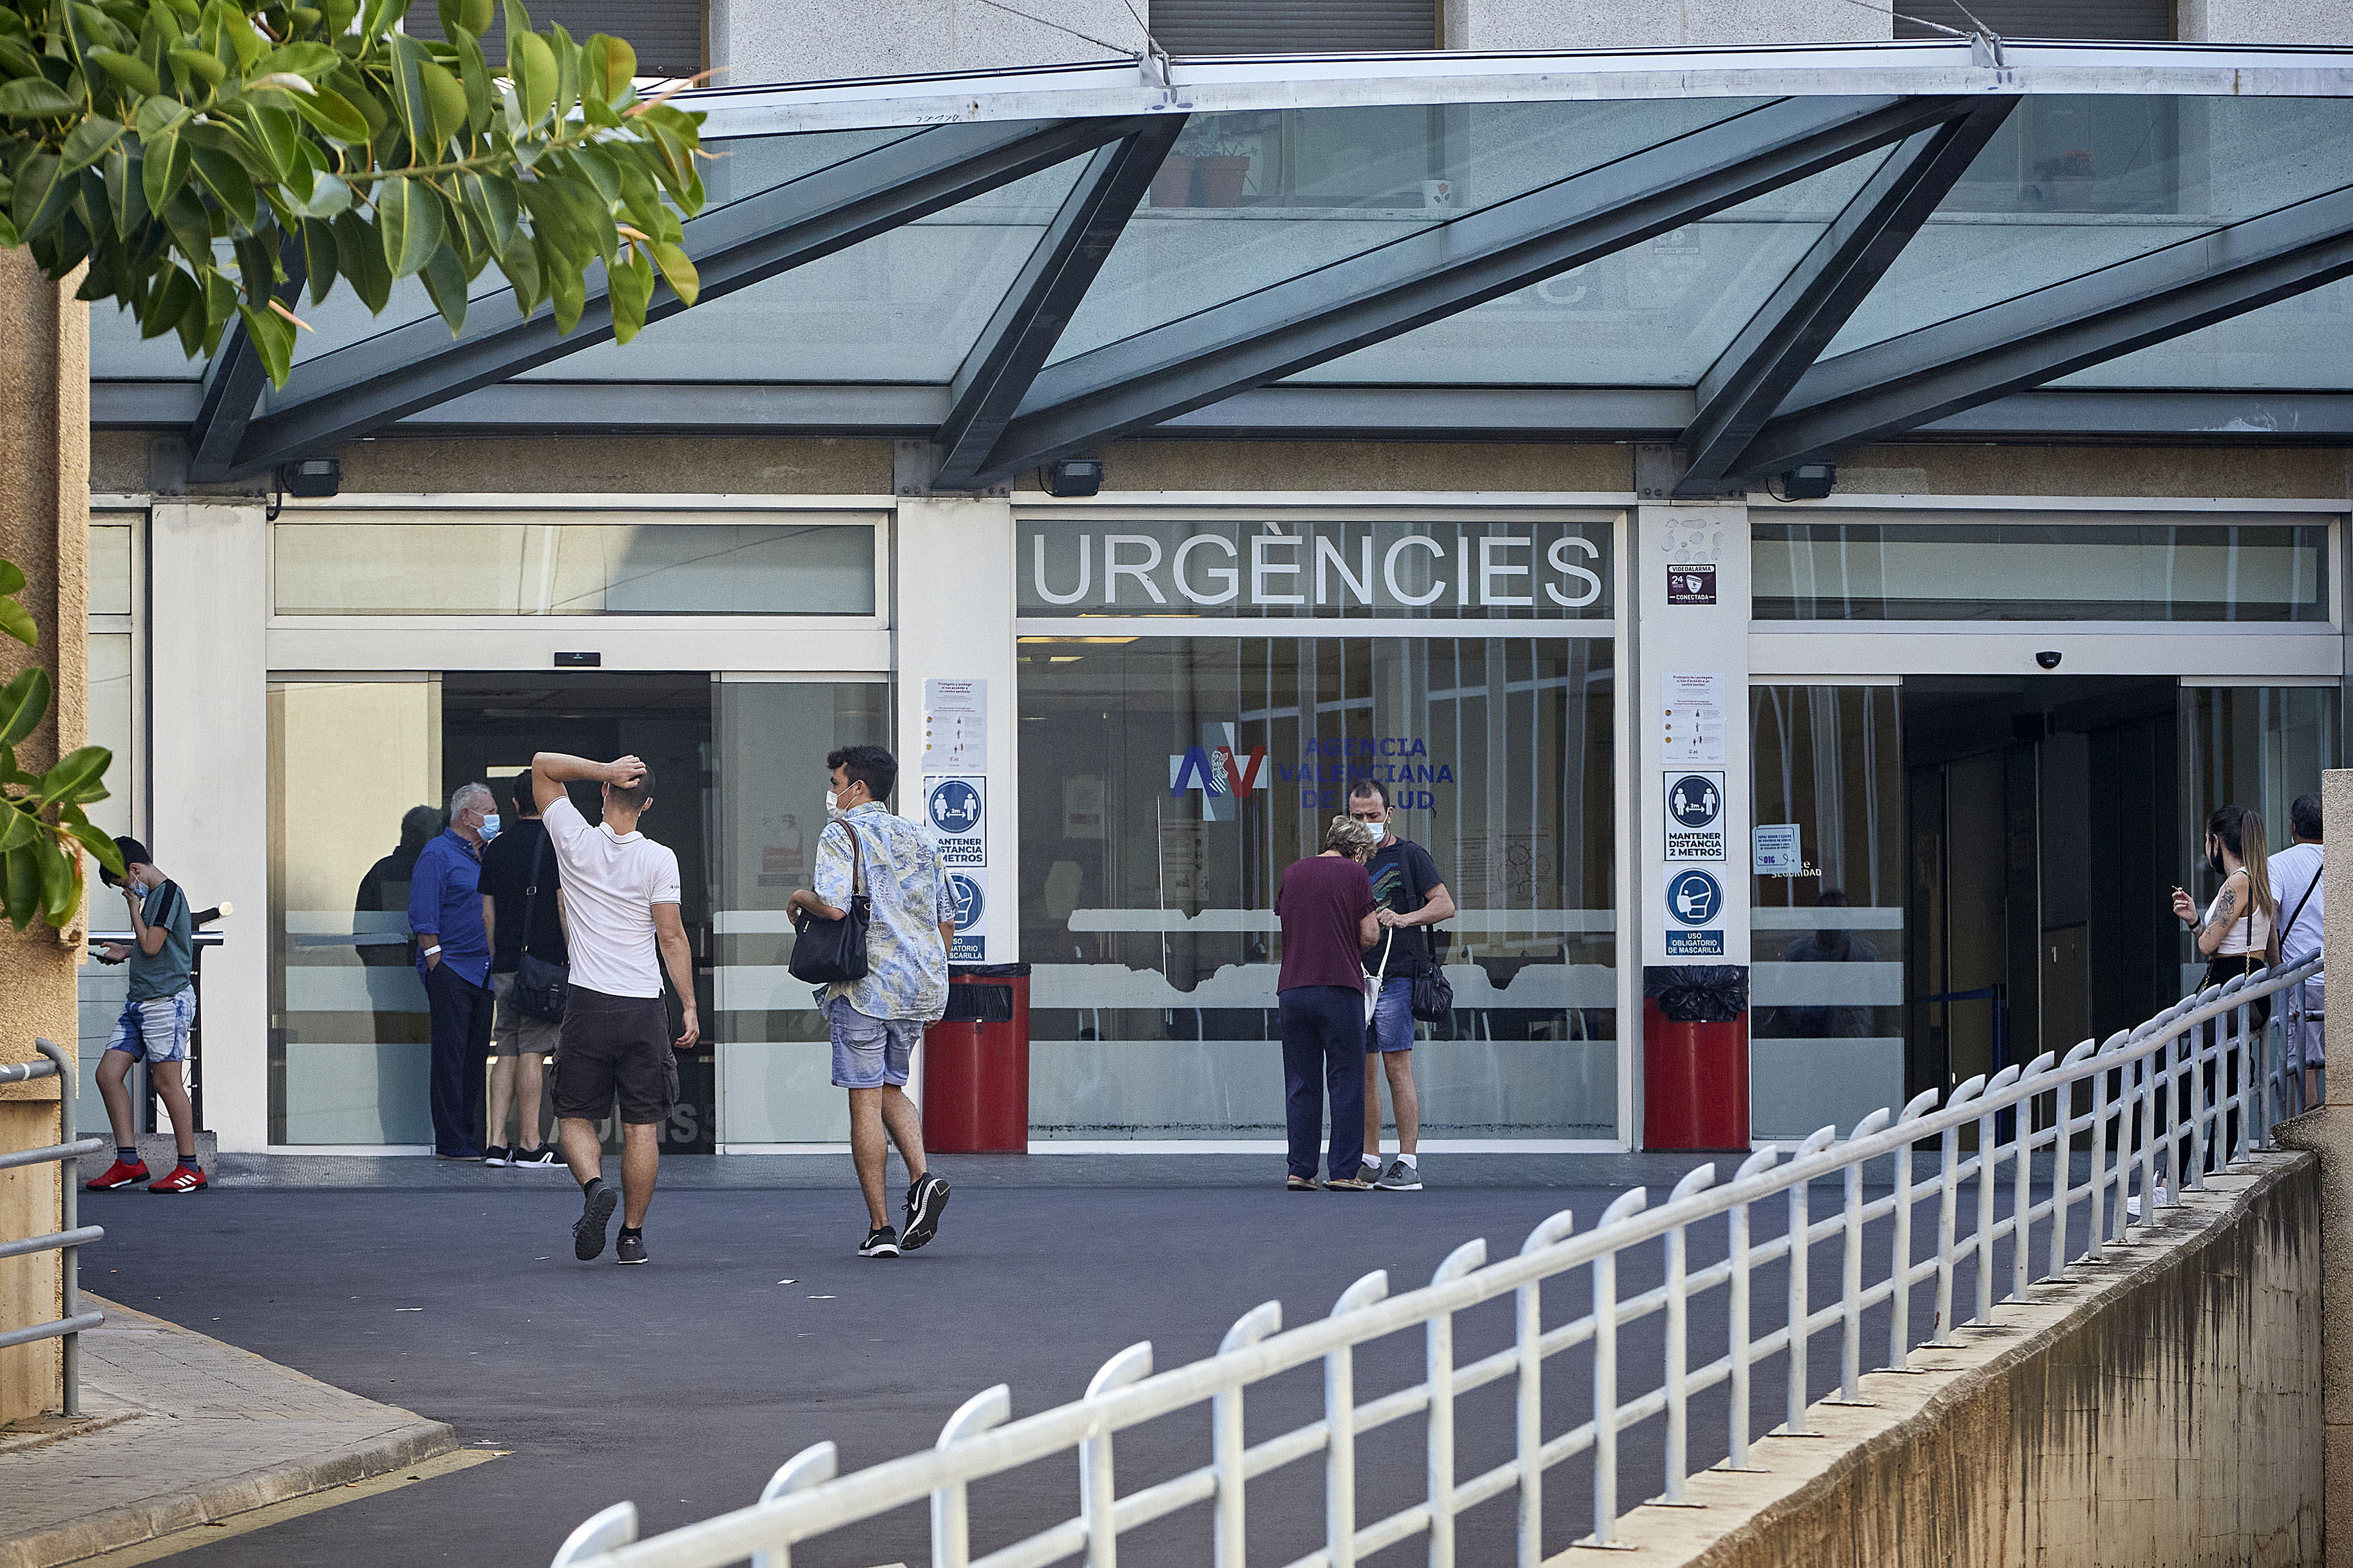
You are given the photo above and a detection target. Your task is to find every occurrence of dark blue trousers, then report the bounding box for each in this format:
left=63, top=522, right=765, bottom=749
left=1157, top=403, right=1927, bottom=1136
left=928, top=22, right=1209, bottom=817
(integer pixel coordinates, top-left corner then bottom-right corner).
left=423, top=961, right=493, bottom=1157
left=1279, top=986, right=1367, bottom=1182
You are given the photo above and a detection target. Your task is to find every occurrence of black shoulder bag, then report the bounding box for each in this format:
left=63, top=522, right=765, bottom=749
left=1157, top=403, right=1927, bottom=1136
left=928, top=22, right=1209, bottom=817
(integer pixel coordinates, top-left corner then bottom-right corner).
left=511, top=833, right=570, bottom=1023
left=788, top=818, right=872, bottom=984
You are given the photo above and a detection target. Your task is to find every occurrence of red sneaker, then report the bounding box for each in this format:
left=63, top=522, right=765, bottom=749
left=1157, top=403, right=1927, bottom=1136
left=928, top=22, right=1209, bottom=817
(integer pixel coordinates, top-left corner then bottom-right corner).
left=147, top=1166, right=207, bottom=1194
left=86, top=1158, right=151, bottom=1191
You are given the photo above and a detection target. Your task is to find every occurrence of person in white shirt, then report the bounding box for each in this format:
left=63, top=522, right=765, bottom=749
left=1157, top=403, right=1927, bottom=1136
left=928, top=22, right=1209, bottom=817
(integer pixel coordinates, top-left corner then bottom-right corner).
left=531, top=753, right=700, bottom=1266
left=2270, top=791, right=2325, bottom=1103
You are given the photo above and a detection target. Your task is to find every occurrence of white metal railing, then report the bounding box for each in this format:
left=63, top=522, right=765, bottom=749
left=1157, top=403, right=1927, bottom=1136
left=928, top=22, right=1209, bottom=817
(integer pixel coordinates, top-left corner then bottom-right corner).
left=549, top=958, right=2324, bottom=1568
left=0, top=1039, right=107, bottom=1415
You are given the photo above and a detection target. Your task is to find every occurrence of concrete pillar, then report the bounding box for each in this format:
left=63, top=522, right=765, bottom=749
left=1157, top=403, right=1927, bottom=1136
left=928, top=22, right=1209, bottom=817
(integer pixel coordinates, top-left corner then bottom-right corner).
left=147, top=502, right=270, bottom=1153
left=708, top=0, right=1143, bottom=86
left=2177, top=0, right=2353, bottom=43
left=2280, top=766, right=2353, bottom=1565
left=891, top=497, right=1021, bottom=1100
left=0, top=250, right=90, bottom=1421
left=1632, top=497, right=1752, bottom=1149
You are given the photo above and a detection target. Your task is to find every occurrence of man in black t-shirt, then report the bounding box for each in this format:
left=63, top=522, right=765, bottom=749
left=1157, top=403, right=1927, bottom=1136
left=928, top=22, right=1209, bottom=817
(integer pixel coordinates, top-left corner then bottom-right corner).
left=1348, top=781, right=1455, bottom=1192
left=477, top=772, right=569, bottom=1167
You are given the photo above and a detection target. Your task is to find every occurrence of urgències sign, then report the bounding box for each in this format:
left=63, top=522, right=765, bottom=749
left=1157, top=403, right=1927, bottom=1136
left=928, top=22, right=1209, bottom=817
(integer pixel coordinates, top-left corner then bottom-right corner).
left=1017, top=516, right=1613, bottom=618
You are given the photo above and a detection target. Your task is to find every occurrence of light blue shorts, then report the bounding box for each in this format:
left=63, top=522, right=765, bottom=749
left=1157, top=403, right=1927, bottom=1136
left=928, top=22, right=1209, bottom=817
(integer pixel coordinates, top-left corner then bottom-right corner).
left=829, top=996, right=923, bottom=1090
left=1366, top=976, right=1416, bottom=1053
left=107, top=988, right=195, bottom=1064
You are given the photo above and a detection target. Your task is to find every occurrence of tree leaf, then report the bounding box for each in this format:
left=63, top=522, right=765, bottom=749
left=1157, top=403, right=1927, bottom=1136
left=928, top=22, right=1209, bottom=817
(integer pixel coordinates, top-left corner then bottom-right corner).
left=418, top=59, right=468, bottom=151
left=456, top=169, right=517, bottom=252
left=256, top=41, right=343, bottom=82
left=38, top=746, right=114, bottom=806
left=582, top=33, right=635, bottom=106
left=385, top=32, right=437, bottom=153
left=507, top=26, right=553, bottom=129
left=0, top=76, right=79, bottom=118
left=375, top=175, right=444, bottom=278
left=167, top=47, right=226, bottom=89
left=454, top=28, right=493, bottom=134
left=237, top=299, right=296, bottom=384
left=100, top=144, right=148, bottom=239
left=332, top=207, right=391, bottom=310
left=140, top=265, right=198, bottom=339
left=5, top=841, right=40, bottom=931
left=69, top=819, right=125, bottom=877
left=0, top=801, right=34, bottom=853
left=0, top=560, right=24, bottom=598
left=0, top=668, right=46, bottom=746
left=288, top=84, right=370, bottom=144
left=189, top=145, right=257, bottom=224
left=9, top=151, right=72, bottom=245
left=35, top=831, right=77, bottom=925
left=608, top=245, right=653, bottom=343
left=647, top=239, right=696, bottom=307
left=0, top=594, right=33, bottom=649
left=493, top=224, right=540, bottom=312
left=549, top=23, right=579, bottom=120
left=87, top=46, right=162, bottom=97
left=245, top=103, right=300, bottom=181
left=59, top=115, right=126, bottom=176
left=298, top=216, right=340, bottom=303
left=420, top=241, right=469, bottom=335
left=544, top=233, right=582, bottom=332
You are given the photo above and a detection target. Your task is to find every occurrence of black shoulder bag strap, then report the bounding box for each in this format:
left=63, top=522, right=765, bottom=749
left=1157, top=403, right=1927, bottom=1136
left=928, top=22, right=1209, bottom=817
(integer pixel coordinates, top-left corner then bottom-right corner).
left=520, top=831, right=550, bottom=959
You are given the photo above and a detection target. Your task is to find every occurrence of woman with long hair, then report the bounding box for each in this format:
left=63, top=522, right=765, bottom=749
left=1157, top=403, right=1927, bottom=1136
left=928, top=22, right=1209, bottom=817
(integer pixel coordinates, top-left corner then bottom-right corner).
left=2171, top=803, right=2278, bottom=1028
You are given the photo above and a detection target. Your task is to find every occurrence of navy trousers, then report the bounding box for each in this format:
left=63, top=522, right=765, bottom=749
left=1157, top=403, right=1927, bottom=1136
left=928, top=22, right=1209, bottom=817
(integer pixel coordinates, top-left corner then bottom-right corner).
left=423, top=961, right=493, bottom=1157
left=1279, top=986, right=1367, bottom=1182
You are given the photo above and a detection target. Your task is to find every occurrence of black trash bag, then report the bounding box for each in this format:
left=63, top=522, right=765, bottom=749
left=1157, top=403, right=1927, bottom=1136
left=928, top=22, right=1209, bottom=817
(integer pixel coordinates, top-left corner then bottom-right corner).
left=1644, top=965, right=1749, bottom=1023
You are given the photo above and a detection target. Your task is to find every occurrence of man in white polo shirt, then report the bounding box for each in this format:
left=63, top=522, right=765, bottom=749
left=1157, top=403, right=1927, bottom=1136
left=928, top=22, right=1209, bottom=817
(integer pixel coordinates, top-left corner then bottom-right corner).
left=532, top=753, right=700, bottom=1265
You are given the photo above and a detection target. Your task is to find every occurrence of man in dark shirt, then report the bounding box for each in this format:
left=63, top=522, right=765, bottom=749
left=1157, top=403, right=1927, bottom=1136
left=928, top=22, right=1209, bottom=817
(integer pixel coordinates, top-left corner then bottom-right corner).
left=1348, top=782, right=1456, bottom=1192
left=410, top=783, right=497, bottom=1160
left=1273, top=818, right=1381, bottom=1191
left=478, top=772, right=568, bottom=1167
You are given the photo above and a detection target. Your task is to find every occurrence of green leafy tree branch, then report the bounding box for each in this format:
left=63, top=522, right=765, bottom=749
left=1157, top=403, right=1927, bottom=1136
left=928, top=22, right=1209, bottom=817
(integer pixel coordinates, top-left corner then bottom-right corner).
left=0, top=559, right=120, bottom=931
left=1, top=0, right=710, bottom=382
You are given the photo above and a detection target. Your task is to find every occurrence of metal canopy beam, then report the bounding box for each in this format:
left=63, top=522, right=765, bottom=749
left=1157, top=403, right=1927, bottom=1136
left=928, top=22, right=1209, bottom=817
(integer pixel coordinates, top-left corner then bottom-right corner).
left=1673, top=101, right=2011, bottom=496
left=964, top=93, right=1981, bottom=487
left=1727, top=184, right=2353, bottom=484
left=216, top=115, right=1150, bottom=480
left=932, top=117, right=1186, bottom=489
left=186, top=248, right=308, bottom=482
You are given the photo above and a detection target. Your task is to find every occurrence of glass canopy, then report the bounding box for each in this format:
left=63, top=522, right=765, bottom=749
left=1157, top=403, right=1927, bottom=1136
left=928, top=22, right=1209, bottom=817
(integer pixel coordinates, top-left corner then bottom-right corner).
left=90, top=39, right=2353, bottom=478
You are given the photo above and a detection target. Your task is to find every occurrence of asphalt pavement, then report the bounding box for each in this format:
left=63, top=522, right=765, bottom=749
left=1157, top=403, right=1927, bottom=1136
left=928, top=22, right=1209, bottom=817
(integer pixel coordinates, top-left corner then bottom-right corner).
left=82, top=1154, right=2015, bottom=1568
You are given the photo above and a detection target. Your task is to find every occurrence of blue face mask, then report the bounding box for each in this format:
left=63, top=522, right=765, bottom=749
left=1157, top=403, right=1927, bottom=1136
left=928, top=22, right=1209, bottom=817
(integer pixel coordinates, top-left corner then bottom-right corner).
left=481, top=814, right=501, bottom=840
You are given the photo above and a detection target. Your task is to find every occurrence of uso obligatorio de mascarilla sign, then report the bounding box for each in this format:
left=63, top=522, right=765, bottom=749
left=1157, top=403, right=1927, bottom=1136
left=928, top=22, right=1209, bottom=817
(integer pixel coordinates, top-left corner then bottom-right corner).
left=1017, top=516, right=1613, bottom=618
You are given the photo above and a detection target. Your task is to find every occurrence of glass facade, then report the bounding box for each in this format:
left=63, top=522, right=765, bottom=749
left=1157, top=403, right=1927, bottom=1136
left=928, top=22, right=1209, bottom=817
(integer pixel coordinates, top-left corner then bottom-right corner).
left=1016, top=634, right=1617, bottom=1140
left=1749, top=685, right=1905, bottom=1142
left=1753, top=516, right=2332, bottom=621
left=714, top=679, right=894, bottom=1146
left=272, top=515, right=879, bottom=616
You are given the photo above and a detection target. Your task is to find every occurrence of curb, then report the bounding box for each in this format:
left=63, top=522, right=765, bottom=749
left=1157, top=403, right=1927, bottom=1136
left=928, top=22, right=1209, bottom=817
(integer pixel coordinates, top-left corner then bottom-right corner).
left=2, top=1417, right=458, bottom=1568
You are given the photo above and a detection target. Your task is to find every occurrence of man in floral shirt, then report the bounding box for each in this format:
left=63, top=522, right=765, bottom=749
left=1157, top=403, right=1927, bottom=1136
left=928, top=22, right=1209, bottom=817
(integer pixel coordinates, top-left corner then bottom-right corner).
left=789, top=744, right=957, bottom=1258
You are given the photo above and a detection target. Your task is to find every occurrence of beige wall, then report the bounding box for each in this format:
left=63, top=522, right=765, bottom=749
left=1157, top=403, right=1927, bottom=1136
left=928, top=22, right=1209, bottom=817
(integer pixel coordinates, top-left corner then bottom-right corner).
left=0, top=253, right=89, bottom=1423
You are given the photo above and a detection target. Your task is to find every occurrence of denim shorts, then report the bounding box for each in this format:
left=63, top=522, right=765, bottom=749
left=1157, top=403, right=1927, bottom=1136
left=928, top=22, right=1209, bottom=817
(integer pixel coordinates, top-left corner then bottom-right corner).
left=829, top=996, right=923, bottom=1090
left=1366, top=975, right=1416, bottom=1053
left=107, top=988, right=195, bottom=1064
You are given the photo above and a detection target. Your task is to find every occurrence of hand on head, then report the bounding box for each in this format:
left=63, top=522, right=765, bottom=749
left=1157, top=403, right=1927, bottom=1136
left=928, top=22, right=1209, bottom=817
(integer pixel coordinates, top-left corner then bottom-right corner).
left=606, top=755, right=646, bottom=789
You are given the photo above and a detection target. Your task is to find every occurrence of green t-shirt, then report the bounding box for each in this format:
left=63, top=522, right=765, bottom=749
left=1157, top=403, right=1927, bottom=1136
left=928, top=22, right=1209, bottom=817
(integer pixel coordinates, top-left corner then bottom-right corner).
left=126, top=878, right=195, bottom=1002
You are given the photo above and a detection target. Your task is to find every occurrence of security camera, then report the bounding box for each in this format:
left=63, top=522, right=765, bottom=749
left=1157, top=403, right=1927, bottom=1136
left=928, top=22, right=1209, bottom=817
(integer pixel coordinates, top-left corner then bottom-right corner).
left=2035, top=650, right=2062, bottom=670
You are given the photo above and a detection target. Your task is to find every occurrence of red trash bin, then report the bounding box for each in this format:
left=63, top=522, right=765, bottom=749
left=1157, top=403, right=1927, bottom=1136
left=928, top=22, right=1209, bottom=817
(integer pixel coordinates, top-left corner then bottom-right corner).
left=923, top=963, right=1031, bottom=1152
left=1643, top=1000, right=1750, bottom=1151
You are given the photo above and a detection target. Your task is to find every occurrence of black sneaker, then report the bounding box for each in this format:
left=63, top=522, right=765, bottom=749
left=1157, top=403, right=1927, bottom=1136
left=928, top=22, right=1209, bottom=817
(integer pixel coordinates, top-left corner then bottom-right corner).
left=859, top=1225, right=902, bottom=1258
left=573, top=1181, right=618, bottom=1261
left=483, top=1145, right=511, bottom=1168
left=517, top=1145, right=562, bottom=1167
left=615, top=1232, right=649, bottom=1265
left=901, top=1174, right=951, bottom=1252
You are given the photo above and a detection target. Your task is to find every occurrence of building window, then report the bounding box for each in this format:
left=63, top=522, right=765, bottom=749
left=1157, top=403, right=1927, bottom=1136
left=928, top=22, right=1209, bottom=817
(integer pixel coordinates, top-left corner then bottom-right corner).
left=1017, top=634, right=1617, bottom=1142
left=1752, top=516, right=2331, bottom=622
left=271, top=515, right=879, bottom=616
left=402, top=1, right=703, bottom=75
left=1148, top=0, right=1437, bottom=53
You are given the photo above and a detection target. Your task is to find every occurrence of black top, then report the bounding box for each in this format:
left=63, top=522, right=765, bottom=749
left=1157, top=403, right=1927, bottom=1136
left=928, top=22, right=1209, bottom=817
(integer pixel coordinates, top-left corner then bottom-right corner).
left=354, top=845, right=420, bottom=968
left=1365, top=836, right=1443, bottom=977
left=477, top=818, right=568, bottom=973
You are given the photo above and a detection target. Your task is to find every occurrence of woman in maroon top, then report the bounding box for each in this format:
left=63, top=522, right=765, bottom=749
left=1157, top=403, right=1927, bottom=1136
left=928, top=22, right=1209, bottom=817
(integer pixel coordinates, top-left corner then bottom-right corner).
left=1275, top=817, right=1382, bottom=1191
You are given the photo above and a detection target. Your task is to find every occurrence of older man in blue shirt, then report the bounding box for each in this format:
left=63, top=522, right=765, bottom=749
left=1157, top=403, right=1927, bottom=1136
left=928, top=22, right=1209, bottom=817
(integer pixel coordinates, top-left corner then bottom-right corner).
left=410, top=782, right=499, bottom=1159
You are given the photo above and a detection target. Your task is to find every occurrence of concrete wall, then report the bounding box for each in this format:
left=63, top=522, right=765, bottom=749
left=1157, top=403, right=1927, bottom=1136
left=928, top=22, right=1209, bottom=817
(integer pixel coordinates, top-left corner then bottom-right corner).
left=1615, top=1153, right=2323, bottom=1567
left=1443, top=0, right=1885, bottom=50
left=2180, top=0, right=2353, bottom=44
left=708, top=0, right=1143, bottom=87
left=0, top=252, right=90, bottom=1424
